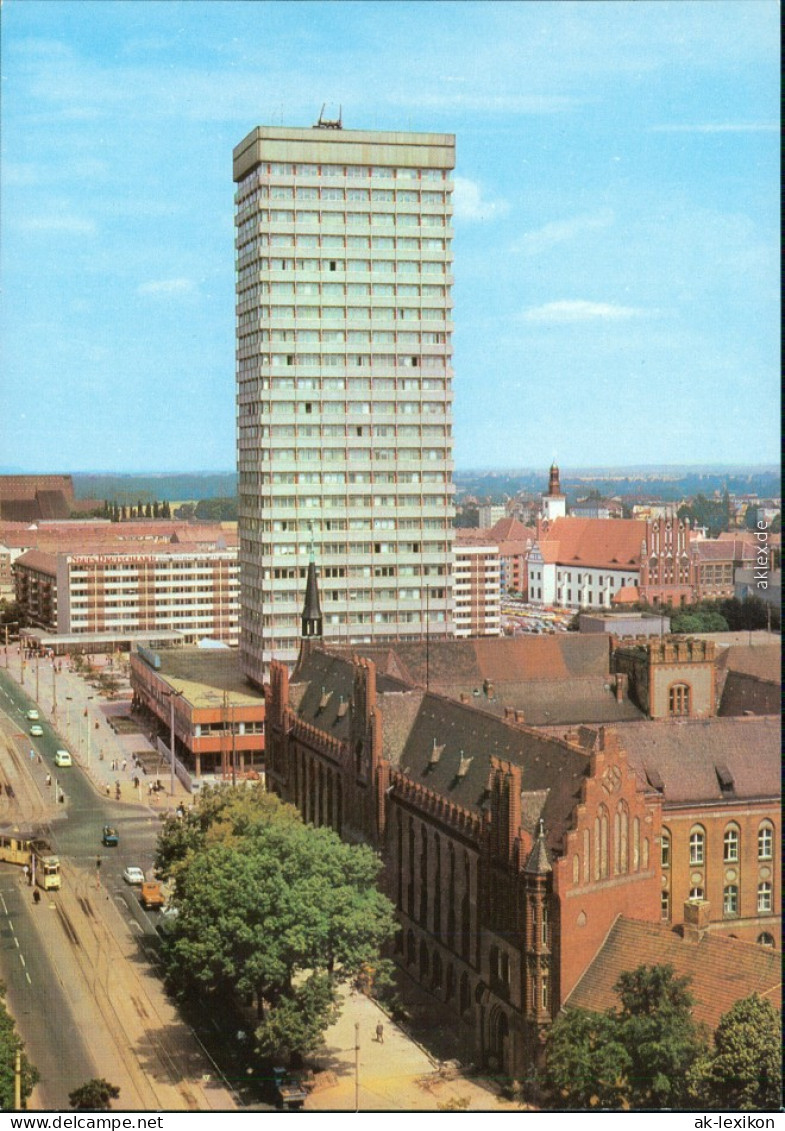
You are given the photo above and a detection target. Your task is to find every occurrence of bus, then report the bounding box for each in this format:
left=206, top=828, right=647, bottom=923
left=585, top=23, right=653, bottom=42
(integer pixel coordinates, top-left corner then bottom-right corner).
left=0, top=830, right=61, bottom=891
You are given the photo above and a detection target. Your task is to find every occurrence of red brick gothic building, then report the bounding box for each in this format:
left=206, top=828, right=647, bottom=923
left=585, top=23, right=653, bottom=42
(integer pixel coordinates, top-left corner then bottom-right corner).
left=262, top=573, right=779, bottom=1077
left=265, top=646, right=663, bottom=1075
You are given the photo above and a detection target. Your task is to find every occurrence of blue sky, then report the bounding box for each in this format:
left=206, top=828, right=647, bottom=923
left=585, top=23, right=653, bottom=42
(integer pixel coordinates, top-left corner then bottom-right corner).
left=1, top=0, right=779, bottom=472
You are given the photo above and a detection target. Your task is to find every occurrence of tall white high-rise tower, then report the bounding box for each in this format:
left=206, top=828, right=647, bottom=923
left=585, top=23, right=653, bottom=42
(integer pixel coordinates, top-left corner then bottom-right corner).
left=233, top=124, right=456, bottom=682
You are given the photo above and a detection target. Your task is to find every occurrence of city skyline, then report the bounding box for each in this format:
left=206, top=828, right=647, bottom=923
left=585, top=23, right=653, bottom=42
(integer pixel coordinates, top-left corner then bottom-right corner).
left=1, top=0, right=779, bottom=472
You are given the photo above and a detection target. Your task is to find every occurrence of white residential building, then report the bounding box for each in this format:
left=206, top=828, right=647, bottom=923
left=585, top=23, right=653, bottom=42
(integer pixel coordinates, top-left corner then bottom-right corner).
left=234, top=125, right=456, bottom=682
left=453, top=536, right=502, bottom=638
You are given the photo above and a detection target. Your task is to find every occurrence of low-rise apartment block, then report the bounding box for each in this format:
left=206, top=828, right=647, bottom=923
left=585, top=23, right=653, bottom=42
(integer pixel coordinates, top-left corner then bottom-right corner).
left=453, top=532, right=501, bottom=637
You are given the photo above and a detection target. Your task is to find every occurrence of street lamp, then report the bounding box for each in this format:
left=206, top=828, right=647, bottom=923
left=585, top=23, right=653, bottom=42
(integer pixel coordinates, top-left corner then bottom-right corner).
left=165, top=688, right=185, bottom=798
left=84, top=696, right=94, bottom=767
left=65, top=696, right=74, bottom=741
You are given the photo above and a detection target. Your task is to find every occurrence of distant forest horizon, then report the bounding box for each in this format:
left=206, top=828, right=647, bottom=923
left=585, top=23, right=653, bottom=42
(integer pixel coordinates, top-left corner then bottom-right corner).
left=28, top=466, right=779, bottom=506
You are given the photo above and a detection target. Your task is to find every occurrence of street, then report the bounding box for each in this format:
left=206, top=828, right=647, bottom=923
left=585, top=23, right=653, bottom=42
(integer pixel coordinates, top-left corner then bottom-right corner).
left=0, top=644, right=516, bottom=1112
left=0, top=650, right=237, bottom=1111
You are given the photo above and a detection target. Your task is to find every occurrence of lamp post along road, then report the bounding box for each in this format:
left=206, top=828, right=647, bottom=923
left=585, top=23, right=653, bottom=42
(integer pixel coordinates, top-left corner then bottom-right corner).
left=168, top=688, right=184, bottom=797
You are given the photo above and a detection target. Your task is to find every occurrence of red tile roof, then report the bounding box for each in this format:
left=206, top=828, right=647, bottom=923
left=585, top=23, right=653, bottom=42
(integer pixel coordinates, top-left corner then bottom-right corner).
left=538, top=517, right=646, bottom=571
left=611, top=716, right=780, bottom=804
left=489, top=516, right=532, bottom=544
left=611, top=586, right=640, bottom=604
left=12, top=549, right=56, bottom=575
left=694, top=539, right=757, bottom=562
left=566, top=916, right=781, bottom=1033
left=721, top=643, right=781, bottom=682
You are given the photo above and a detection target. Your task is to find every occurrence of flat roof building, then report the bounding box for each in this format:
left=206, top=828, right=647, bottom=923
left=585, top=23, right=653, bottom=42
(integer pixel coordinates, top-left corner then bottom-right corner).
left=130, top=647, right=264, bottom=781
left=233, top=124, right=456, bottom=683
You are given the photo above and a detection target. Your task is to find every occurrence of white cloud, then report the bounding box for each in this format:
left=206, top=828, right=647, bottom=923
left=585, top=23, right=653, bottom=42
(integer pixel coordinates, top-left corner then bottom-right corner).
left=452, top=177, right=509, bottom=223
left=137, top=278, right=198, bottom=297
left=514, top=209, right=614, bottom=256
left=521, top=300, right=648, bottom=324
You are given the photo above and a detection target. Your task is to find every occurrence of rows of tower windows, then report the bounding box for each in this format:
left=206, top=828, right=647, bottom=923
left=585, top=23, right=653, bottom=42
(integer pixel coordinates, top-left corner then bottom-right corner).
left=237, top=164, right=447, bottom=202
left=237, top=242, right=450, bottom=263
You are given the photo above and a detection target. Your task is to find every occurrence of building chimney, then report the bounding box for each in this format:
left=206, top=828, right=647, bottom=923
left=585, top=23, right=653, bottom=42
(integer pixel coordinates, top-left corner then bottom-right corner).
left=682, top=898, right=711, bottom=943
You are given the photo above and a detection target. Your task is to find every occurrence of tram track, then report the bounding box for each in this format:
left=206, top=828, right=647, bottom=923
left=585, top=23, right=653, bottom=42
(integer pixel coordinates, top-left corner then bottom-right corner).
left=0, top=664, right=236, bottom=1110
left=66, top=865, right=209, bottom=1110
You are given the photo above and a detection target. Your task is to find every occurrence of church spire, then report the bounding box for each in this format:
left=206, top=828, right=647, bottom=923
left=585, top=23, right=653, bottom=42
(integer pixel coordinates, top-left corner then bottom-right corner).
left=301, top=528, right=322, bottom=640
left=548, top=463, right=562, bottom=498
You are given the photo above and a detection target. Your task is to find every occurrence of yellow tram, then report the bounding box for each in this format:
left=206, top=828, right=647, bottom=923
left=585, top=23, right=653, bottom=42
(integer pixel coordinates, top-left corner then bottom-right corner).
left=0, top=830, right=61, bottom=890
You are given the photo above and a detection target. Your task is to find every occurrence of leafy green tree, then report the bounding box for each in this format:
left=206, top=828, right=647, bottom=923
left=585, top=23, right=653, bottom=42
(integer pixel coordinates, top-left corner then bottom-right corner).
left=68, top=1078, right=120, bottom=1110
left=542, top=965, right=707, bottom=1111
left=687, top=994, right=782, bottom=1111
left=0, top=983, right=38, bottom=1108
left=544, top=1008, right=632, bottom=1110
left=194, top=497, right=239, bottom=521
left=254, top=973, right=339, bottom=1061
left=612, top=964, right=707, bottom=1109
left=670, top=610, right=729, bottom=634
left=156, top=787, right=397, bottom=1061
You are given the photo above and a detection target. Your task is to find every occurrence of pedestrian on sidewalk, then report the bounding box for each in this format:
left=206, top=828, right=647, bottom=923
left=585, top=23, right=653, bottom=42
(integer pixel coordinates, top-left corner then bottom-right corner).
left=376, top=1023, right=384, bottom=1044
left=45, top=773, right=51, bottom=787
left=122, top=759, right=127, bottom=772
left=33, top=889, right=40, bottom=904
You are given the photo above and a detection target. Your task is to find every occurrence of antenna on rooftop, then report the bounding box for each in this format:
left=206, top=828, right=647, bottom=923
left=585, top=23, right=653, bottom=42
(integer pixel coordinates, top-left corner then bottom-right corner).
left=314, top=103, right=343, bottom=129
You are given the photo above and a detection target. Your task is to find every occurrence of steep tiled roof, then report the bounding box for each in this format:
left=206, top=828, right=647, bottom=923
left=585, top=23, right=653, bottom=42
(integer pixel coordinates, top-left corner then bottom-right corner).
left=611, top=716, right=780, bottom=804
left=694, top=539, right=757, bottom=562
left=489, top=516, right=532, bottom=546
left=566, top=917, right=781, bottom=1033
left=397, top=693, right=589, bottom=849
left=720, top=644, right=781, bottom=682
left=35, top=490, right=72, bottom=520
left=291, top=650, right=413, bottom=747
left=539, top=517, right=646, bottom=570
left=291, top=647, right=592, bottom=853
left=335, top=635, right=611, bottom=689
left=718, top=671, right=781, bottom=717
left=0, top=501, right=42, bottom=522
left=611, top=586, right=640, bottom=604
left=13, top=549, right=57, bottom=575
left=467, top=678, right=645, bottom=726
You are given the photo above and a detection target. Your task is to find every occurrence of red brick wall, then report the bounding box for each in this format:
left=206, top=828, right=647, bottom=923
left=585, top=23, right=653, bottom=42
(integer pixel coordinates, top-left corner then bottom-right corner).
left=553, top=732, right=663, bottom=1002
left=661, top=801, right=780, bottom=948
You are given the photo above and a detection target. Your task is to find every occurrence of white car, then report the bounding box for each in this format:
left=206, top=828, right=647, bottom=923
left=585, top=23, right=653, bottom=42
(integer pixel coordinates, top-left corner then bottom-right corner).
left=29, top=724, right=43, bottom=737
left=26, top=708, right=40, bottom=720
left=123, top=866, right=145, bottom=886
left=54, top=750, right=72, bottom=767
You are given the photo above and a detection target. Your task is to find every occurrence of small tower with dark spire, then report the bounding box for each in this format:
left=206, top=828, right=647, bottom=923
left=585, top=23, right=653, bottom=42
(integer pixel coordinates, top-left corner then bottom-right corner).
left=522, top=818, right=554, bottom=1065
left=301, top=531, right=323, bottom=643
left=541, top=462, right=566, bottom=522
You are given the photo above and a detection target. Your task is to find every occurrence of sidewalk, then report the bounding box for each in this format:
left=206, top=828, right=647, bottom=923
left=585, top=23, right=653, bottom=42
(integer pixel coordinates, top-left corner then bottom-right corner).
left=304, top=986, right=515, bottom=1112
left=6, top=644, right=190, bottom=812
